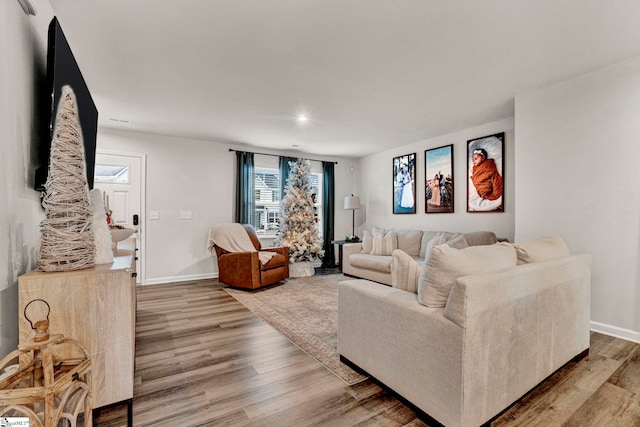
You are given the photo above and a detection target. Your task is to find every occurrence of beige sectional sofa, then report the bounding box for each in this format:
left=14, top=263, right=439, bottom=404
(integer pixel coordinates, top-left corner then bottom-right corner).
left=341, top=228, right=497, bottom=285
left=338, top=236, right=591, bottom=427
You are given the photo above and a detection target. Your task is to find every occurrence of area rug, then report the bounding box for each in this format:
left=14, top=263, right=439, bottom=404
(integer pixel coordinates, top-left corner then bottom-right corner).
left=224, top=274, right=368, bottom=385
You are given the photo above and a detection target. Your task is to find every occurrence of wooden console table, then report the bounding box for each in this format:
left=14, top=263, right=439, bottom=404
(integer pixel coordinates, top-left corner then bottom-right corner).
left=18, top=252, right=136, bottom=426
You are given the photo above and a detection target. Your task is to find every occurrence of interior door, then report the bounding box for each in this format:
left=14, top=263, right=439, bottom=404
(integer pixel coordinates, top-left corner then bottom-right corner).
left=94, top=151, right=144, bottom=284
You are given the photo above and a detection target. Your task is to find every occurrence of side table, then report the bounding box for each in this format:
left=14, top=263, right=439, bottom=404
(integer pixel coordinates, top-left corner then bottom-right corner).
left=331, top=240, right=357, bottom=272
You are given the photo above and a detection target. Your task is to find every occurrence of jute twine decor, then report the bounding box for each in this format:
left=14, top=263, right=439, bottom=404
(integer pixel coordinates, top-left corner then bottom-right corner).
left=38, top=85, right=95, bottom=272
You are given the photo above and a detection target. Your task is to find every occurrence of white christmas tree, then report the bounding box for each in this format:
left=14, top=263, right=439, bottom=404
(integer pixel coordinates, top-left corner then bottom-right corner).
left=275, top=159, right=324, bottom=263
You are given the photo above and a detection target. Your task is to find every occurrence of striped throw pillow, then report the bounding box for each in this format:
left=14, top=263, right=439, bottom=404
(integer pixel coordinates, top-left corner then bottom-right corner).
left=371, top=230, right=397, bottom=256
left=391, top=249, right=420, bottom=293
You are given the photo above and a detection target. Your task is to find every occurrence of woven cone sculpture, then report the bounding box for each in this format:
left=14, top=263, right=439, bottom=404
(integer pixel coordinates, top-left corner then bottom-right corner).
left=38, top=85, right=95, bottom=271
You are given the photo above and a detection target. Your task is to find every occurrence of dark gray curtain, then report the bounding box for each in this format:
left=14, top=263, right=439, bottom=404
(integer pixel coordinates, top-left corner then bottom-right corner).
left=321, top=161, right=336, bottom=267
left=279, top=156, right=296, bottom=198
left=235, top=151, right=255, bottom=225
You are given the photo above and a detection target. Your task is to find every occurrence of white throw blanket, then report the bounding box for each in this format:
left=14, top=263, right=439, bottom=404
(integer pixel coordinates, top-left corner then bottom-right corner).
left=207, top=223, right=276, bottom=265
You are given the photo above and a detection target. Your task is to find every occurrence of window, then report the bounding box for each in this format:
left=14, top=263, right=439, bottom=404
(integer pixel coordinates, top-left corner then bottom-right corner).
left=94, top=164, right=130, bottom=183
left=253, top=155, right=323, bottom=238
left=254, top=166, right=281, bottom=233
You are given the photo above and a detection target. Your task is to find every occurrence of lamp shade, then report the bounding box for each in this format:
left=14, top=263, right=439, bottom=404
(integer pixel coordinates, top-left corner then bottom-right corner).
left=344, top=195, right=361, bottom=210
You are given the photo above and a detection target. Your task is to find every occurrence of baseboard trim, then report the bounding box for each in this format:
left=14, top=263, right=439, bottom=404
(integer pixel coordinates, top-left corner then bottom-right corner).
left=143, top=273, right=218, bottom=286
left=591, top=321, right=640, bottom=344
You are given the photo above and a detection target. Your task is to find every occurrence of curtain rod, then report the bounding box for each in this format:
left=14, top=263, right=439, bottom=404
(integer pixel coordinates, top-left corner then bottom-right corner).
left=228, top=148, right=338, bottom=164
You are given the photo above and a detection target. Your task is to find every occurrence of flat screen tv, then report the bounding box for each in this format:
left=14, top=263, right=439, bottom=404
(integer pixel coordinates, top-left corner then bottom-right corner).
left=34, top=17, right=98, bottom=191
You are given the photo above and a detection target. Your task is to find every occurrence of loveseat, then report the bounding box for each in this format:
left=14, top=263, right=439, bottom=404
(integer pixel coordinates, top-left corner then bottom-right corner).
left=338, top=236, right=591, bottom=427
left=341, top=228, right=497, bottom=285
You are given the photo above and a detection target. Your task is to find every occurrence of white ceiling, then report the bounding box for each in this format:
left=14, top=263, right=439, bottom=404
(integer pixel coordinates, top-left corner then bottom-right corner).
left=48, top=0, right=640, bottom=158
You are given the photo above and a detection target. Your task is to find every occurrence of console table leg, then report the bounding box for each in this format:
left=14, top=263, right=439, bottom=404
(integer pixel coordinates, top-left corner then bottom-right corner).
left=127, top=398, right=133, bottom=427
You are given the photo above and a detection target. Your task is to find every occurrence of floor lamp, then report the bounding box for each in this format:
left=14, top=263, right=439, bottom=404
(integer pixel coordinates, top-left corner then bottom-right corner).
left=344, top=195, right=361, bottom=239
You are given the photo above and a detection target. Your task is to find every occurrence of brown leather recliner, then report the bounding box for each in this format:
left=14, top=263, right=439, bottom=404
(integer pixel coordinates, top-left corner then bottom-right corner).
left=214, top=224, right=289, bottom=290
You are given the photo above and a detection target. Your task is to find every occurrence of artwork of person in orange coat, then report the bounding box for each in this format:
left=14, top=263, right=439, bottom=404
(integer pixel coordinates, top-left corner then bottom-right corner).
left=469, top=148, right=503, bottom=211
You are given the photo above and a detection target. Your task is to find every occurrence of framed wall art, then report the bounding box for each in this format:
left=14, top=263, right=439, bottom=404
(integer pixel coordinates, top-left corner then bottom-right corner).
left=467, top=132, right=504, bottom=212
left=393, top=153, right=416, bottom=214
left=425, top=144, right=454, bottom=213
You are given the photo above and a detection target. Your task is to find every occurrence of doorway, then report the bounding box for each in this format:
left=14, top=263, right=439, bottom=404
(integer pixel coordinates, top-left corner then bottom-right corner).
left=94, top=151, right=146, bottom=284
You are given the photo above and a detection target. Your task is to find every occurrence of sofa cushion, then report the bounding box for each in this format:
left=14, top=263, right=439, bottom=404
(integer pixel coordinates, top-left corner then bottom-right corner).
left=513, top=235, right=570, bottom=264
left=361, top=230, right=373, bottom=253
left=396, top=230, right=423, bottom=257
left=349, top=254, right=393, bottom=273
left=462, top=231, right=497, bottom=246
left=417, top=242, right=517, bottom=307
left=371, top=230, right=397, bottom=256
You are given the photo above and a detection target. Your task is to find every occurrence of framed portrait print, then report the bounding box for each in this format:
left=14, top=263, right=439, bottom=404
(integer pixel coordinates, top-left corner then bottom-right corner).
left=393, top=153, right=416, bottom=214
left=425, top=144, right=454, bottom=213
left=467, top=132, right=504, bottom=212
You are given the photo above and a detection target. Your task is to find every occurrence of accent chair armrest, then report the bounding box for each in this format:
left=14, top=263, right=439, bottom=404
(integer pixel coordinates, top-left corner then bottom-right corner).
left=261, top=246, right=289, bottom=257
left=217, top=251, right=261, bottom=286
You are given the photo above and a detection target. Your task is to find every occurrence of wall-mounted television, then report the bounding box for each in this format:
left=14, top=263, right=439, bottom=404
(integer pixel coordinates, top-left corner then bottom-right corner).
left=34, top=17, right=98, bottom=191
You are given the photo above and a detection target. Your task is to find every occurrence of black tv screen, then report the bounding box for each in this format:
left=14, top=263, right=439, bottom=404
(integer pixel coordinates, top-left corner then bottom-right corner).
left=35, top=17, right=98, bottom=191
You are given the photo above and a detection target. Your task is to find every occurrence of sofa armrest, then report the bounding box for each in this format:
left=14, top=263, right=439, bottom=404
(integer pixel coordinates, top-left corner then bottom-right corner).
left=338, top=279, right=464, bottom=427
left=343, top=242, right=363, bottom=256
left=443, top=254, right=592, bottom=426
left=341, top=242, right=363, bottom=274
left=444, top=254, right=591, bottom=330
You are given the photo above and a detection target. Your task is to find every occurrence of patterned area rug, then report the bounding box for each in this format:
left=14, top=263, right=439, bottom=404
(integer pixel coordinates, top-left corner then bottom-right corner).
left=224, top=273, right=368, bottom=386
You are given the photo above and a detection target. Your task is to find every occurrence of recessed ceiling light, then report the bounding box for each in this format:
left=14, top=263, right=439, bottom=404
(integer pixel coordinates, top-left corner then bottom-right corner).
left=296, top=113, right=309, bottom=124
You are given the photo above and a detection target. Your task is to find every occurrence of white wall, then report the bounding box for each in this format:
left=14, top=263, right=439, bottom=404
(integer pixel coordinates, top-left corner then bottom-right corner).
left=515, top=55, right=640, bottom=342
left=0, top=1, right=55, bottom=357
left=97, top=128, right=353, bottom=284
left=356, top=117, right=515, bottom=241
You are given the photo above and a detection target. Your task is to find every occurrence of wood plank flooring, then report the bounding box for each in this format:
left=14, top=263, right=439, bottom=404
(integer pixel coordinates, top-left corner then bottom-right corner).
left=93, top=279, right=640, bottom=427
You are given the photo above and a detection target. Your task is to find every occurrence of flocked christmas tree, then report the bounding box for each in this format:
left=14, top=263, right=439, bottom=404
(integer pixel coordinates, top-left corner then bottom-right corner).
left=38, top=85, right=95, bottom=271
left=275, top=159, right=324, bottom=263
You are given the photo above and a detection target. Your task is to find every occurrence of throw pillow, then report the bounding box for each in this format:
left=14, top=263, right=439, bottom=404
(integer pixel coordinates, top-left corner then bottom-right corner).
left=371, top=230, right=397, bottom=256
left=422, top=233, right=448, bottom=260
left=391, top=249, right=420, bottom=293
left=444, top=233, right=469, bottom=249
left=417, top=242, right=517, bottom=308
left=419, top=231, right=455, bottom=257
left=372, top=226, right=386, bottom=237
left=420, top=232, right=467, bottom=265
left=416, top=233, right=466, bottom=297
left=361, top=230, right=373, bottom=254
left=513, top=235, right=570, bottom=264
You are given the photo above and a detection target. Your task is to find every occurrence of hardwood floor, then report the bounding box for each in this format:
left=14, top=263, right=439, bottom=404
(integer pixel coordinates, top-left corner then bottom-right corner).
left=93, top=279, right=640, bottom=427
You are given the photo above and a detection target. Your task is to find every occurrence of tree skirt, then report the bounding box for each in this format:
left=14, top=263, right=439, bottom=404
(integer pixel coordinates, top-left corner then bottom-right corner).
left=224, top=274, right=368, bottom=385
left=289, top=261, right=315, bottom=277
